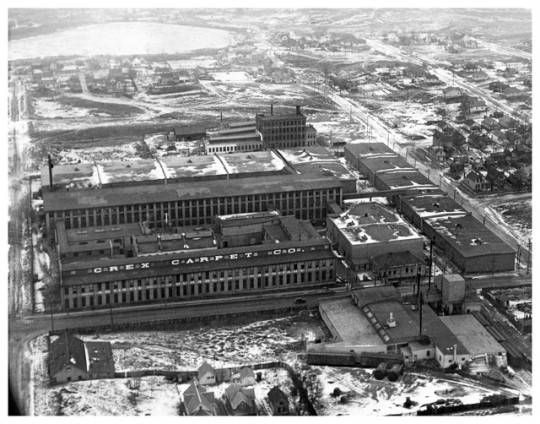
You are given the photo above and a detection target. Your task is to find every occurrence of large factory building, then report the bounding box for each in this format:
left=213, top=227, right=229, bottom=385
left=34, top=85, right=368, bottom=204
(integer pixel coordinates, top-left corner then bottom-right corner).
left=56, top=211, right=336, bottom=310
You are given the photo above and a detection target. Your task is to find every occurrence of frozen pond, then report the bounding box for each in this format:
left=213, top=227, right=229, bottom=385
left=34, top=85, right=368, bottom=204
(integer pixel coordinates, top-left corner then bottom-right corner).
left=9, top=22, right=236, bottom=60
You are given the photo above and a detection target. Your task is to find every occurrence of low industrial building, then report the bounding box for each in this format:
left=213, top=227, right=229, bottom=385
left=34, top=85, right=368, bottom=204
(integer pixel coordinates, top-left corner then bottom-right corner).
left=57, top=211, right=336, bottom=310
left=344, top=142, right=395, bottom=173
left=278, top=146, right=357, bottom=193
left=423, top=214, right=516, bottom=273
left=326, top=202, right=424, bottom=271
left=439, top=315, right=507, bottom=366
left=48, top=331, right=115, bottom=384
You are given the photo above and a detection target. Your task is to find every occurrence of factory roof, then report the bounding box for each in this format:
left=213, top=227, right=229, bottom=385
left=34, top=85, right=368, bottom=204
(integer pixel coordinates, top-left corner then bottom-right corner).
left=206, top=133, right=261, bottom=142
left=359, top=154, right=414, bottom=174
left=424, top=214, right=515, bottom=258
left=44, top=174, right=342, bottom=212
left=278, top=146, right=335, bottom=164
left=439, top=315, right=506, bottom=356
left=344, top=142, right=394, bottom=158
left=330, top=202, right=421, bottom=246
left=318, top=298, right=386, bottom=347
left=41, top=162, right=99, bottom=190
left=371, top=250, right=426, bottom=268
left=212, top=126, right=257, bottom=136
left=98, top=159, right=166, bottom=184
left=293, top=162, right=355, bottom=181
left=219, top=151, right=286, bottom=174
left=159, top=155, right=227, bottom=179
left=377, top=170, right=436, bottom=190
left=227, top=120, right=256, bottom=129
left=401, top=192, right=467, bottom=219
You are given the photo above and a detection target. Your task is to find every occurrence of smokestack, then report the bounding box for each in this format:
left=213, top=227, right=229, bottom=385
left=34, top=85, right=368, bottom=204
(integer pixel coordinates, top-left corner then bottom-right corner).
left=220, top=111, right=223, bottom=122
left=296, top=105, right=301, bottom=115
left=271, top=104, right=273, bottom=115
left=48, top=154, right=54, bottom=192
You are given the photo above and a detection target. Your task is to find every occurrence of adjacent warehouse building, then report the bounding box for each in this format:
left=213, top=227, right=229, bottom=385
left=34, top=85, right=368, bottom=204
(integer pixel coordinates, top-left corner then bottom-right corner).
left=326, top=202, right=424, bottom=271
left=57, top=211, right=336, bottom=310
left=423, top=214, right=516, bottom=273
left=278, top=146, right=357, bottom=193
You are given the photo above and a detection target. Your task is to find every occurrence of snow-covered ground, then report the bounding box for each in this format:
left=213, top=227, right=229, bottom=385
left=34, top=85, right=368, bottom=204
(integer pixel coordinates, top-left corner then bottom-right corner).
left=487, top=199, right=532, bottom=246
left=212, top=71, right=252, bottom=82
left=314, top=366, right=511, bottom=416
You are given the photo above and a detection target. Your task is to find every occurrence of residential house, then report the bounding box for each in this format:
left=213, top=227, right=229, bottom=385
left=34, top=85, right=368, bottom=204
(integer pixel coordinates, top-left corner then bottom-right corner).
left=225, top=383, right=256, bottom=416
left=490, top=129, right=506, bottom=144
left=481, top=117, right=499, bottom=131
left=442, top=86, right=463, bottom=99
left=463, top=119, right=481, bottom=132
left=485, top=166, right=507, bottom=191
left=198, top=362, right=217, bottom=386
left=430, top=146, right=447, bottom=162
left=239, top=367, right=256, bottom=387
left=503, top=86, right=523, bottom=97
left=467, top=98, right=487, bottom=114
left=182, top=380, right=219, bottom=416
left=463, top=170, right=486, bottom=192
left=488, top=81, right=510, bottom=93
left=48, top=331, right=115, bottom=385
left=267, top=387, right=290, bottom=416
left=505, top=131, right=522, bottom=146
left=468, top=133, right=491, bottom=150
left=425, top=73, right=441, bottom=85
left=469, top=71, right=488, bottom=82
left=498, top=116, right=517, bottom=130
left=463, top=62, right=480, bottom=72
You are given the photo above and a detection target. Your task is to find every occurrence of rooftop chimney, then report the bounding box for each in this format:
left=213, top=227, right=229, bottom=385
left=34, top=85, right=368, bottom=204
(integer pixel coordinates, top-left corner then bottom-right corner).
left=387, top=312, right=397, bottom=328
left=296, top=105, right=301, bottom=115
left=48, top=154, right=54, bottom=192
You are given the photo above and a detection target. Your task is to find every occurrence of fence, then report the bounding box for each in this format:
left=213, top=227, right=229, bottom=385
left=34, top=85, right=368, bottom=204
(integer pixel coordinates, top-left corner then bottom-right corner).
left=417, top=395, right=519, bottom=415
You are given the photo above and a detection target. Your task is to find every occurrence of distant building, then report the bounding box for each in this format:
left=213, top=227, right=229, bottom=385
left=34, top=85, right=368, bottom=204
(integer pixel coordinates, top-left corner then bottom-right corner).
left=256, top=105, right=307, bottom=149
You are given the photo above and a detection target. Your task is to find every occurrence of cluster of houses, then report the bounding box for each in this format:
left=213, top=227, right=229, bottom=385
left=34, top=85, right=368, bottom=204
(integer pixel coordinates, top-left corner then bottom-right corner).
left=275, top=31, right=368, bottom=52
left=47, top=333, right=292, bottom=416
left=384, top=31, right=478, bottom=51
left=427, top=112, right=532, bottom=194
left=180, top=362, right=290, bottom=416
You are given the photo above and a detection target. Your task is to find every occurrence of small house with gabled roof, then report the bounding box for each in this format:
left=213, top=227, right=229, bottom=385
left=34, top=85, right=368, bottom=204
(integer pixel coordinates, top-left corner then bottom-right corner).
left=198, top=361, right=216, bottom=385
left=267, top=387, right=290, bottom=415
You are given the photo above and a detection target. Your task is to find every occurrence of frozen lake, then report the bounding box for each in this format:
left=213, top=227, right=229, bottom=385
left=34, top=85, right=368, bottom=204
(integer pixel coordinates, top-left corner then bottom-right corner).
left=8, top=22, right=236, bottom=60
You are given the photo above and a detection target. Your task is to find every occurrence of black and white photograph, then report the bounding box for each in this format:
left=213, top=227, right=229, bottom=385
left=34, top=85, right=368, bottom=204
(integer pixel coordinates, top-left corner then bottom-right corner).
left=6, top=1, right=534, bottom=417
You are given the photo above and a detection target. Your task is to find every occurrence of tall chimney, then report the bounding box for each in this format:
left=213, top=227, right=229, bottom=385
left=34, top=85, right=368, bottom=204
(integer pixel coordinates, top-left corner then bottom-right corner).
left=48, top=154, right=54, bottom=192
left=296, top=105, right=301, bottom=115
left=271, top=104, right=273, bottom=115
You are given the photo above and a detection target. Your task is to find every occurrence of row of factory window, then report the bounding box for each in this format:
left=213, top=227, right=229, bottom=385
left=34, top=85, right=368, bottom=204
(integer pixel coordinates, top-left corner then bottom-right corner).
left=62, top=265, right=334, bottom=309
left=260, top=120, right=304, bottom=129
left=206, top=144, right=262, bottom=153
left=51, top=190, right=340, bottom=230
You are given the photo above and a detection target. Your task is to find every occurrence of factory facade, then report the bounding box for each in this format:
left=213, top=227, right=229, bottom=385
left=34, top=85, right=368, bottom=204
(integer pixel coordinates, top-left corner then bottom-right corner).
left=57, top=211, right=336, bottom=310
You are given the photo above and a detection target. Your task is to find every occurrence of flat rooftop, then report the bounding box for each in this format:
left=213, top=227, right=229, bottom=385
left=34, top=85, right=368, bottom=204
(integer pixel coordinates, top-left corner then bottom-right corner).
left=331, top=202, right=421, bottom=245
left=363, top=300, right=420, bottom=345
left=402, top=192, right=467, bottom=219
left=358, top=155, right=414, bottom=174
left=424, top=214, right=515, bottom=257
left=376, top=170, right=437, bottom=190
left=319, top=298, right=386, bottom=347
left=439, top=315, right=506, bottom=356
left=41, top=163, right=99, bottom=189
left=219, top=151, right=287, bottom=174
left=44, top=174, right=342, bottom=212
left=293, top=162, right=355, bottom=181
left=159, top=155, right=227, bottom=179
left=63, top=222, right=144, bottom=244
left=344, top=142, right=395, bottom=157
left=278, top=146, right=335, bottom=164
left=98, top=159, right=165, bottom=184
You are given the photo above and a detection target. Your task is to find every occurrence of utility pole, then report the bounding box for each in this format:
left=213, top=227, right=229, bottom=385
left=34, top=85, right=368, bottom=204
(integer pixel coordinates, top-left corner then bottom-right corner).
left=109, top=301, right=114, bottom=328
left=428, top=240, right=433, bottom=291
left=527, top=239, right=531, bottom=275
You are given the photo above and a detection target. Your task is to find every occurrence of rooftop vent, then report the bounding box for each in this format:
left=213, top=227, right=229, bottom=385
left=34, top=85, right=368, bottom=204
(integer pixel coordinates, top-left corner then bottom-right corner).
left=433, top=202, right=440, bottom=208
left=387, top=312, right=397, bottom=328
left=126, top=164, right=131, bottom=168
left=74, top=167, right=79, bottom=171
